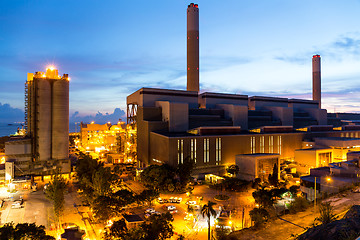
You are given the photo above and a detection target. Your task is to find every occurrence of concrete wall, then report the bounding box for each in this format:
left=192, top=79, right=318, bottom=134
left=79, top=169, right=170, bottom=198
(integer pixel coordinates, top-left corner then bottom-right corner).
left=249, top=96, right=289, bottom=110
left=136, top=107, right=168, bottom=166
left=235, top=155, right=257, bottom=181
left=149, top=133, right=170, bottom=165
left=5, top=140, right=32, bottom=155
left=155, top=101, right=189, bottom=132
left=199, top=92, right=248, bottom=109
left=289, top=99, right=319, bottom=110
left=216, top=104, right=248, bottom=130
left=295, top=148, right=333, bottom=174
left=127, top=88, right=198, bottom=108
left=263, top=106, right=293, bottom=126
left=303, top=108, right=327, bottom=125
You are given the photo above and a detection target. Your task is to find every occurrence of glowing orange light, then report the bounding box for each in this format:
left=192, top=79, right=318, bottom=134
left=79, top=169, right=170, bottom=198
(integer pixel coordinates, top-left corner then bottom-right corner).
left=46, top=65, right=55, bottom=71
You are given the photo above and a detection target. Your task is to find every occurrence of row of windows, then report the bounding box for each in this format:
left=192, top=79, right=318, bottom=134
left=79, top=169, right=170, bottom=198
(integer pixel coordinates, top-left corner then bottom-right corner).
left=251, top=136, right=282, bottom=154
left=341, top=132, right=359, bottom=138
left=178, top=138, right=222, bottom=164
left=177, top=136, right=284, bottom=165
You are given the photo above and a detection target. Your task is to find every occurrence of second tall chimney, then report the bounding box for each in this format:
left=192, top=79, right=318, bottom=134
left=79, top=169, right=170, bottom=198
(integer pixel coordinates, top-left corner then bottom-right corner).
left=312, top=54, right=321, bottom=108
left=187, top=3, right=199, bottom=92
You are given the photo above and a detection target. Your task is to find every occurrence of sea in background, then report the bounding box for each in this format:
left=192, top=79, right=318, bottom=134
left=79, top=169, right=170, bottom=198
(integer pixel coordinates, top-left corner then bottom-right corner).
left=0, top=122, right=79, bottom=137
left=0, top=123, right=24, bottom=137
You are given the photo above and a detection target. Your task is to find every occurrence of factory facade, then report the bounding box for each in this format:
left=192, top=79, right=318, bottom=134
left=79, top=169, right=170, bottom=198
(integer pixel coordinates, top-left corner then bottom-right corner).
left=127, top=3, right=360, bottom=178
left=128, top=88, right=360, bottom=177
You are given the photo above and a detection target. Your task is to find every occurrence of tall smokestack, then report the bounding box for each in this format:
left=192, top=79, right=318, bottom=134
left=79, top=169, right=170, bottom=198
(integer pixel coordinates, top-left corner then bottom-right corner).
left=187, top=3, right=199, bottom=92
left=312, top=54, right=321, bottom=108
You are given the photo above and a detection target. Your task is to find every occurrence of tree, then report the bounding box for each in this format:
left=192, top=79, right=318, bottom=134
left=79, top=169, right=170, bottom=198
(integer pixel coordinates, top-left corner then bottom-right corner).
left=226, top=164, right=239, bottom=176
left=103, top=213, right=174, bottom=240
left=249, top=207, right=269, bottom=228
left=289, top=185, right=300, bottom=197
left=92, top=189, right=135, bottom=223
left=0, top=222, right=55, bottom=240
left=316, top=202, right=337, bottom=224
left=252, top=187, right=274, bottom=208
left=92, top=166, right=119, bottom=197
left=201, top=201, right=217, bottom=240
left=140, top=164, right=175, bottom=191
left=141, top=213, right=174, bottom=240
left=103, top=219, right=128, bottom=240
left=75, top=152, right=103, bottom=203
left=138, top=189, right=159, bottom=206
left=92, top=196, right=124, bottom=223
left=45, top=174, right=67, bottom=222
left=177, top=156, right=194, bottom=188
left=268, top=163, right=279, bottom=187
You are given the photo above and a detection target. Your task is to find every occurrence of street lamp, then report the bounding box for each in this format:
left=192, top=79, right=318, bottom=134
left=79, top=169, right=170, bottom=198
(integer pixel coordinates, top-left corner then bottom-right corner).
left=314, top=177, right=317, bottom=211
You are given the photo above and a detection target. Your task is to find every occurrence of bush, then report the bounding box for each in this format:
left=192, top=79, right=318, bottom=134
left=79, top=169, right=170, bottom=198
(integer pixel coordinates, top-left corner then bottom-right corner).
left=288, top=197, right=310, bottom=214
left=249, top=207, right=269, bottom=228
left=315, top=202, right=337, bottom=224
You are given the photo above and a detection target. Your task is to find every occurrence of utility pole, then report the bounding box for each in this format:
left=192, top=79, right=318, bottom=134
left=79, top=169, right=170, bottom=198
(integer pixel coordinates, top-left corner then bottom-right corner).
left=314, top=177, right=317, bottom=211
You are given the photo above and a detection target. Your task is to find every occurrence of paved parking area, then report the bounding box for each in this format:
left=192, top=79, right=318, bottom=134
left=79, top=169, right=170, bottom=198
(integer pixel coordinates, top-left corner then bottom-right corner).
left=0, top=190, right=52, bottom=228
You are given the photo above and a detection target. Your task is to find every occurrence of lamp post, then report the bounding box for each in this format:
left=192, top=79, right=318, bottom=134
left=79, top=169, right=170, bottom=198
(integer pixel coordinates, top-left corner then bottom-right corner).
left=314, top=176, right=317, bottom=211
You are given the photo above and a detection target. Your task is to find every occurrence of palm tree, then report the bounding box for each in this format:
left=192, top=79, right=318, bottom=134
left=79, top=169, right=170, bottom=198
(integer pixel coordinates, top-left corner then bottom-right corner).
left=201, top=201, right=217, bottom=240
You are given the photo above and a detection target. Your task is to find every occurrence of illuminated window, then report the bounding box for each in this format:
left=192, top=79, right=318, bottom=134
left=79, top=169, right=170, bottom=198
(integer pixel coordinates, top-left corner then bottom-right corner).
left=204, top=138, right=209, bottom=163
left=216, top=138, right=221, bottom=165
left=191, top=139, right=197, bottom=164
left=346, top=132, right=349, bottom=138
left=177, top=139, right=184, bottom=164
left=269, top=136, right=274, bottom=153
left=260, top=136, right=265, bottom=153
left=277, top=136, right=282, bottom=155
left=341, top=132, right=344, bottom=137
left=251, top=137, right=256, bottom=154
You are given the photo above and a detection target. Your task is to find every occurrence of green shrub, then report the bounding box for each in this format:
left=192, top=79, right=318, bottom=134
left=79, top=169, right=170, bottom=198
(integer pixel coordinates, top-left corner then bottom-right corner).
left=249, top=207, right=269, bottom=228
left=288, top=197, right=310, bottom=214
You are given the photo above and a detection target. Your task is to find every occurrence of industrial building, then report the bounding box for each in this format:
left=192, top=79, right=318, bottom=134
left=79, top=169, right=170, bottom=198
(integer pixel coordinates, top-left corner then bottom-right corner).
left=4, top=67, right=71, bottom=181
left=127, top=3, right=360, bottom=179
left=78, top=121, right=137, bottom=164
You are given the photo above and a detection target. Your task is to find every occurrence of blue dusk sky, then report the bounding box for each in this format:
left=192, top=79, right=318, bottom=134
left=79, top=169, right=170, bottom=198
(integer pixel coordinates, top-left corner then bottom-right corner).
left=1, top=0, right=360, bottom=123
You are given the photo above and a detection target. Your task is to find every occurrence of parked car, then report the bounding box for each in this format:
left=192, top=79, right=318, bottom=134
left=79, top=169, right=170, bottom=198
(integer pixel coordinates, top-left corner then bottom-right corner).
left=61, top=222, right=79, bottom=229
left=145, top=208, right=156, bottom=214
left=11, top=199, right=23, bottom=209
left=157, top=198, right=164, bottom=204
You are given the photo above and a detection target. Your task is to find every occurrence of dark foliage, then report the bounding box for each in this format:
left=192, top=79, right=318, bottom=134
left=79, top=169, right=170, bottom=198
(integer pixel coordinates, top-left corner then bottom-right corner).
left=0, top=222, right=55, bottom=240
left=249, top=207, right=270, bottom=228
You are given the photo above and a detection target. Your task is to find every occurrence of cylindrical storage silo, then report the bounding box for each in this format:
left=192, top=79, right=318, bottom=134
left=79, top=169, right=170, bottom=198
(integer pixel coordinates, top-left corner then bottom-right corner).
left=51, top=77, right=69, bottom=160
left=36, top=77, right=52, bottom=161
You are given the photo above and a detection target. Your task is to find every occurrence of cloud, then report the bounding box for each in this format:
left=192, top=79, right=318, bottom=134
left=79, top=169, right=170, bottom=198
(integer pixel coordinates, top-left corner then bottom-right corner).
left=333, top=37, right=360, bottom=50
left=0, top=102, right=24, bottom=123
left=70, top=107, right=126, bottom=124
